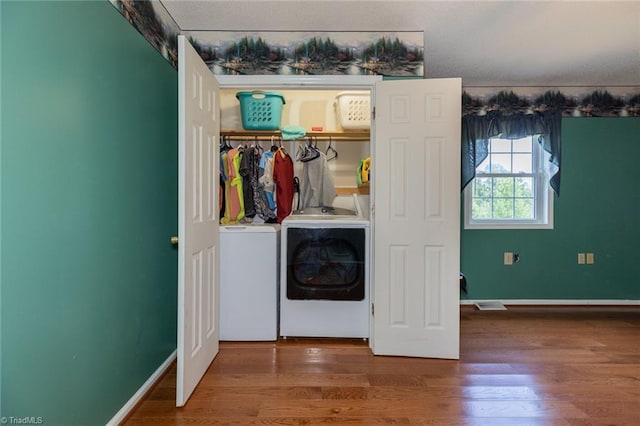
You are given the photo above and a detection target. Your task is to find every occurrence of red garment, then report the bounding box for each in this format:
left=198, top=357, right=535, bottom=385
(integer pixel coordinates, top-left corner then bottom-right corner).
left=272, top=148, right=294, bottom=223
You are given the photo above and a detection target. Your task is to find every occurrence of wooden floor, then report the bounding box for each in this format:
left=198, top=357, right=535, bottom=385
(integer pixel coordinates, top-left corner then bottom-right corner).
left=124, top=306, right=640, bottom=425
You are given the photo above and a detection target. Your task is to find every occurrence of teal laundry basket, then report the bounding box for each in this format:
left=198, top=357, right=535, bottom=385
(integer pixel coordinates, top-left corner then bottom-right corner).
left=236, top=91, right=285, bottom=130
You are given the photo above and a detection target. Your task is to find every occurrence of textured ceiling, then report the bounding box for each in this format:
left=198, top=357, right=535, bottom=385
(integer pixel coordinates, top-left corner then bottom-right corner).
left=160, top=0, right=640, bottom=87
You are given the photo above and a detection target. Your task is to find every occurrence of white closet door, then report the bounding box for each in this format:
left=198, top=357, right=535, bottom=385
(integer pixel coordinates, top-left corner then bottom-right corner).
left=372, top=78, right=461, bottom=359
left=177, top=35, right=220, bottom=406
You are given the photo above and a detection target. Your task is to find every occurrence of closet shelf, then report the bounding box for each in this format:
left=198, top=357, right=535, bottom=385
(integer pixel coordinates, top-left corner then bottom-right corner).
left=221, top=129, right=370, bottom=141
left=335, top=184, right=370, bottom=196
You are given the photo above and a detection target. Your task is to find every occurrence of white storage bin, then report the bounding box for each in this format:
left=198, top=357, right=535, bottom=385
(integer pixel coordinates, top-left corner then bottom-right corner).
left=334, top=91, right=371, bottom=130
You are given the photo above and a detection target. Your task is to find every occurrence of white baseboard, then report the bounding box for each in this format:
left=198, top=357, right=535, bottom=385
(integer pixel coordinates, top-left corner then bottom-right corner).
left=461, top=299, right=640, bottom=306
left=106, top=350, right=177, bottom=426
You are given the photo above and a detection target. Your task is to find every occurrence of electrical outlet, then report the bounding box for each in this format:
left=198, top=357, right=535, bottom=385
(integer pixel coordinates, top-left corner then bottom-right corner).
left=504, top=252, right=514, bottom=265
left=578, top=253, right=585, bottom=264
left=586, top=252, right=595, bottom=264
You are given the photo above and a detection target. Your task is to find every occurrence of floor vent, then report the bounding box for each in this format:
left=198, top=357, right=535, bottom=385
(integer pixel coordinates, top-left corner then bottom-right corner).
left=475, top=301, right=507, bottom=311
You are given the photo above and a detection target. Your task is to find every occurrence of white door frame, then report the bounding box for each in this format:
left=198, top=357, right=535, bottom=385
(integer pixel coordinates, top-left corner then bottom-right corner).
left=216, top=75, right=381, bottom=90
left=217, top=75, right=381, bottom=349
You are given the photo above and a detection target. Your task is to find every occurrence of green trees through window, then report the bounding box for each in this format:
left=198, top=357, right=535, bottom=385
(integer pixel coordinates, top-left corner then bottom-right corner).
left=472, top=175, right=535, bottom=219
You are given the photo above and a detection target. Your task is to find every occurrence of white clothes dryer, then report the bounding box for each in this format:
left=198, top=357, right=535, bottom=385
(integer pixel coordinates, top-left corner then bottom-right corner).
left=280, top=210, right=370, bottom=338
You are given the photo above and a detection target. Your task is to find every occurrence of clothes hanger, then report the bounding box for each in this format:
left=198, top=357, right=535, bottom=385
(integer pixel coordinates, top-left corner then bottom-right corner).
left=300, top=137, right=319, bottom=162
left=278, top=137, right=287, bottom=158
left=325, top=137, right=338, bottom=161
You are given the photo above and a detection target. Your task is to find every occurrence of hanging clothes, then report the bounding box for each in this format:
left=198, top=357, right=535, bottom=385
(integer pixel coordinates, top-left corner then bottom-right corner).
left=357, top=156, right=371, bottom=185
left=221, top=147, right=245, bottom=224
left=299, top=149, right=336, bottom=209
left=250, top=143, right=277, bottom=223
left=220, top=141, right=276, bottom=224
left=273, top=148, right=295, bottom=223
left=219, top=140, right=232, bottom=219
left=220, top=148, right=230, bottom=220
left=258, top=150, right=276, bottom=211
left=239, top=145, right=256, bottom=219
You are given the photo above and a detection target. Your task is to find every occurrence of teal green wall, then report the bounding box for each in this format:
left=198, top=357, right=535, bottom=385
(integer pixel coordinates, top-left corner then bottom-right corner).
left=461, top=118, right=640, bottom=300
left=1, top=2, right=178, bottom=424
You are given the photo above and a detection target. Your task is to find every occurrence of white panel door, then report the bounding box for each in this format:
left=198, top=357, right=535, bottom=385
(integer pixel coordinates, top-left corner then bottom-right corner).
left=372, top=78, right=461, bottom=359
left=177, top=35, right=220, bottom=406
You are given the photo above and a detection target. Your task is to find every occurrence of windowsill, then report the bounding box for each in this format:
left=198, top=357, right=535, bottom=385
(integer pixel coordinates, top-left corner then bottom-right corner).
left=465, top=222, right=554, bottom=230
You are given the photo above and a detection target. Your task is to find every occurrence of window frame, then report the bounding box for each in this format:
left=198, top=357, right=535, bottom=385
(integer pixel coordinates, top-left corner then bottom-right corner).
left=464, top=135, right=554, bottom=230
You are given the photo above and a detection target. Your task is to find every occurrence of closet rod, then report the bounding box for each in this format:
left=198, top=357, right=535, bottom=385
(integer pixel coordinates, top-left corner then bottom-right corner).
left=221, top=130, right=370, bottom=141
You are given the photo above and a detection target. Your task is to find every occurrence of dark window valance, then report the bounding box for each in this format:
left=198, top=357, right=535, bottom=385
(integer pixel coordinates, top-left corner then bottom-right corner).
left=461, top=110, right=562, bottom=195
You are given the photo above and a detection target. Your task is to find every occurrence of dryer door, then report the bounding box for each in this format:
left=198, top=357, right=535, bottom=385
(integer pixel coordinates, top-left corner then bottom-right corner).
left=286, top=227, right=365, bottom=301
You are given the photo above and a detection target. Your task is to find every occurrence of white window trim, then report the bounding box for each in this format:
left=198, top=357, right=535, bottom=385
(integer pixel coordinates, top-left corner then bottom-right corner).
left=464, top=136, right=554, bottom=230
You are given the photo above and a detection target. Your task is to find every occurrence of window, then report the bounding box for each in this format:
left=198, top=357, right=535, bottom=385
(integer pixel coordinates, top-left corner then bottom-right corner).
left=464, top=136, right=553, bottom=229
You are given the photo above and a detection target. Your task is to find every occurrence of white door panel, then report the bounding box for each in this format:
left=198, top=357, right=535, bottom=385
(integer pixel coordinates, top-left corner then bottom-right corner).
left=177, top=35, right=220, bottom=406
left=373, top=78, right=461, bottom=359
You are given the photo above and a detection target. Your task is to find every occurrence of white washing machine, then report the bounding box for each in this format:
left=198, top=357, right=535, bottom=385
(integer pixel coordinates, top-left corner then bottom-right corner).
left=219, top=224, right=280, bottom=341
left=280, top=207, right=370, bottom=338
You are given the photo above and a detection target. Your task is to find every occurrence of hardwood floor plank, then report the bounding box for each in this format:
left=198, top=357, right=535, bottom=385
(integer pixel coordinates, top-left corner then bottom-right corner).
left=535, top=383, right=640, bottom=401
left=461, top=400, right=587, bottom=418
left=321, top=387, right=369, bottom=400
left=410, top=419, right=569, bottom=426
left=198, top=373, right=371, bottom=387
left=459, top=386, right=541, bottom=400
left=187, top=386, right=324, bottom=401
left=566, top=419, right=640, bottom=426
left=570, top=399, right=640, bottom=418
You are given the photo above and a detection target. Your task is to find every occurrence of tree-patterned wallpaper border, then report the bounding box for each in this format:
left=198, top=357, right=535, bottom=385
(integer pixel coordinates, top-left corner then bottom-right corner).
left=463, top=87, right=640, bottom=117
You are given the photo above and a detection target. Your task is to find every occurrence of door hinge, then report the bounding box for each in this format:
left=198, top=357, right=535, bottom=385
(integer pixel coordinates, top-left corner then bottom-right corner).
left=371, top=303, right=375, bottom=316
left=372, top=107, right=376, bottom=121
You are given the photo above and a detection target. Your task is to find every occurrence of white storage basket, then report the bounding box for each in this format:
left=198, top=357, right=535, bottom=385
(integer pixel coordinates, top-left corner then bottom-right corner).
left=334, top=91, right=371, bottom=130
